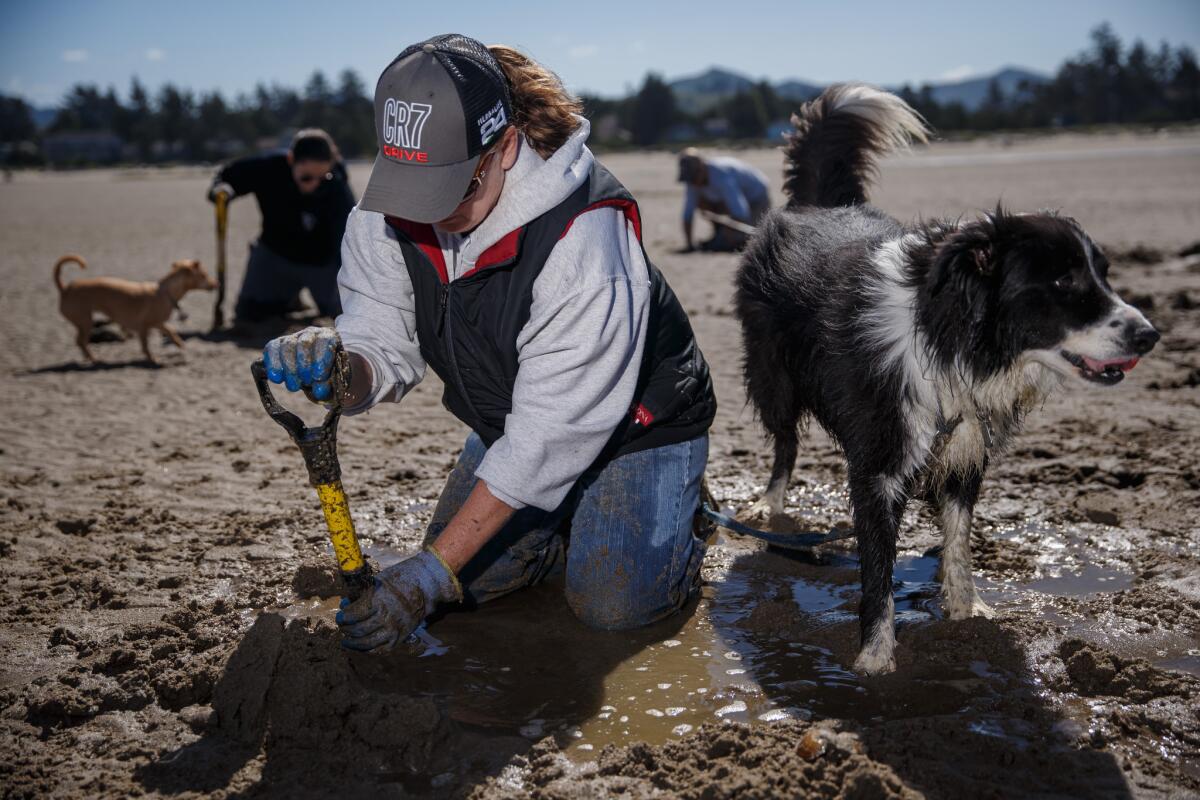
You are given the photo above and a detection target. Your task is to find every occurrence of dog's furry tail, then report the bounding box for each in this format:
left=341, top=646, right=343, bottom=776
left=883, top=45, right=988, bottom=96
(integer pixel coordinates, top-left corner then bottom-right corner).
left=53, top=254, right=86, bottom=292
left=783, top=83, right=929, bottom=210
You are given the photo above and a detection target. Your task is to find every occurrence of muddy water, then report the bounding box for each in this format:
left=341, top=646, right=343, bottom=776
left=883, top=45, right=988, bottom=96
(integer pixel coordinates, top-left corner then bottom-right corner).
left=981, top=518, right=1200, bottom=676
left=270, top=474, right=1197, bottom=770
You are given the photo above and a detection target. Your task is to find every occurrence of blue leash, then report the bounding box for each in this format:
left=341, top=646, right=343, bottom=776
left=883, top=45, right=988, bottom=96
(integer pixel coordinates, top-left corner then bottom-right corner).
left=699, top=503, right=855, bottom=551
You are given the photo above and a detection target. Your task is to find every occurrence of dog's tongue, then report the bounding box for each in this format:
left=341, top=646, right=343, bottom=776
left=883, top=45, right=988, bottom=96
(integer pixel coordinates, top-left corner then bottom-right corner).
left=1082, top=356, right=1139, bottom=373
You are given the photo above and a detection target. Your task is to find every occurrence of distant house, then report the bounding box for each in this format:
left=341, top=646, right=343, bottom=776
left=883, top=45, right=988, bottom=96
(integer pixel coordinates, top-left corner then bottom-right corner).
left=701, top=118, right=730, bottom=137
left=151, top=139, right=188, bottom=161
left=664, top=122, right=699, bottom=143
left=203, top=137, right=247, bottom=159
left=0, top=140, right=41, bottom=165
left=591, top=113, right=628, bottom=144
left=43, top=131, right=124, bottom=166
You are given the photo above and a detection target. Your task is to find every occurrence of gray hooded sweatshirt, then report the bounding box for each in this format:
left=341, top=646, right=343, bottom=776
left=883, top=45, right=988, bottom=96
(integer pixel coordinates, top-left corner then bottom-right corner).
left=335, top=118, right=652, bottom=511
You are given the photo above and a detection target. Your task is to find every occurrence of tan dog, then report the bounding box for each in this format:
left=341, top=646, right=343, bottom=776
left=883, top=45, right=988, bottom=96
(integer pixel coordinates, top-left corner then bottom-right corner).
left=54, top=254, right=216, bottom=364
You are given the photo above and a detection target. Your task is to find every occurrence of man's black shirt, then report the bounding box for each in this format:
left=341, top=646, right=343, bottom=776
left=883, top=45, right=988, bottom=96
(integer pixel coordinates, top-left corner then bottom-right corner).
left=215, top=152, right=354, bottom=266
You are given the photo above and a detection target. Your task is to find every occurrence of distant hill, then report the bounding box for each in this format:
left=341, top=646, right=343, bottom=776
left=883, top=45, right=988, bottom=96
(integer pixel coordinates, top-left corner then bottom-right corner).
left=774, top=80, right=824, bottom=102
left=669, top=67, right=757, bottom=114
left=32, top=108, right=58, bottom=130
left=916, top=67, right=1048, bottom=109
left=667, top=65, right=1048, bottom=115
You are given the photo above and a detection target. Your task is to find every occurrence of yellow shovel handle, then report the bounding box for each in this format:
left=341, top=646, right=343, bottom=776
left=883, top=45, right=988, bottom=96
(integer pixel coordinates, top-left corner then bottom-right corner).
left=315, top=480, right=366, bottom=574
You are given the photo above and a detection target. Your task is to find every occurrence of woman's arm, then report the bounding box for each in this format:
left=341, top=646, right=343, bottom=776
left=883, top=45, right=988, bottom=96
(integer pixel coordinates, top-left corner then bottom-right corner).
left=335, top=206, right=428, bottom=413
left=429, top=481, right=517, bottom=571
left=682, top=185, right=698, bottom=249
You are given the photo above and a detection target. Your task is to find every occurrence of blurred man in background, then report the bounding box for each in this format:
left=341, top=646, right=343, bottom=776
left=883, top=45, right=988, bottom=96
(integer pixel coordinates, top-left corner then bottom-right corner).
left=678, top=148, right=769, bottom=252
left=208, top=128, right=354, bottom=326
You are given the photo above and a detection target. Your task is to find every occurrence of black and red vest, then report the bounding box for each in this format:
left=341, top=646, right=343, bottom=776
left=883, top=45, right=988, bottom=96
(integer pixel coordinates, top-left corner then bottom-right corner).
left=384, top=162, right=716, bottom=462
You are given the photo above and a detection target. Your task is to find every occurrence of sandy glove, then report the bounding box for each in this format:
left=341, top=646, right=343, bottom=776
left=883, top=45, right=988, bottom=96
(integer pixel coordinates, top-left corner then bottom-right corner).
left=263, top=326, right=340, bottom=401
left=208, top=181, right=234, bottom=202
left=335, top=550, right=462, bottom=652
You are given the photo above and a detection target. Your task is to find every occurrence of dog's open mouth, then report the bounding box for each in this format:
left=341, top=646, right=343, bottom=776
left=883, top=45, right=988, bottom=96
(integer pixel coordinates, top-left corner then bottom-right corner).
left=1061, top=350, right=1139, bottom=385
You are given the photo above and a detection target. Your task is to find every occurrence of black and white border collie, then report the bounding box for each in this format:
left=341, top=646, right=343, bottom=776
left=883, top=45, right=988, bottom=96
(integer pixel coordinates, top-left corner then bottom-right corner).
left=734, top=84, right=1159, bottom=675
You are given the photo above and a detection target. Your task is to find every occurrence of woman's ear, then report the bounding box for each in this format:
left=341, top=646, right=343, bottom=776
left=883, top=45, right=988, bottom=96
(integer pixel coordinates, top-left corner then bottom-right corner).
left=285, top=151, right=295, bottom=167
left=499, top=126, right=520, bottom=170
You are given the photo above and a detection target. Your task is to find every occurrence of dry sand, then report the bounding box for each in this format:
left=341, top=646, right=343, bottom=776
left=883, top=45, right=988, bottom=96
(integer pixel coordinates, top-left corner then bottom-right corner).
left=1, top=129, right=1199, bottom=798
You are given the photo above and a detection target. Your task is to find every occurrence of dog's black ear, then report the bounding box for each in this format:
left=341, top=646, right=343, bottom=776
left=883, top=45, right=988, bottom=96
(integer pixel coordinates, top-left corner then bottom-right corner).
left=967, top=244, right=994, bottom=275
left=929, top=217, right=997, bottom=295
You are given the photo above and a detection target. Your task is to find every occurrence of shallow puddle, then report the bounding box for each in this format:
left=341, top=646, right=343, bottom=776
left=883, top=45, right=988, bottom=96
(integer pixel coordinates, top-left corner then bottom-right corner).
left=278, top=483, right=1195, bottom=759
left=278, top=530, right=967, bottom=758
left=559, top=559, right=871, bottom=755
left=977, top=519, right=1199, bottom=674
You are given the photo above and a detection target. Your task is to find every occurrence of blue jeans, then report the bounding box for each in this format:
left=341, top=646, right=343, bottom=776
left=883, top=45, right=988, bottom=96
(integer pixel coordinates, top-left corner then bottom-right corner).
left=234, top=241, right=342, bottom=322
left=423, top=434, right=709, bottom=630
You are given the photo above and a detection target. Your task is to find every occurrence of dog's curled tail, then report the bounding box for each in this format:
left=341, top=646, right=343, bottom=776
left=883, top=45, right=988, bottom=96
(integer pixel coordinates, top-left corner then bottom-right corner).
left=53, top=254, right=86, bottom=293
left=783, top=83, right=929, bottom=210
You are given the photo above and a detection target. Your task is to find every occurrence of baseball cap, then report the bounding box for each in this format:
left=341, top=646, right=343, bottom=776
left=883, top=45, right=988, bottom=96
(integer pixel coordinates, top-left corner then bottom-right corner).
left=360, top=34, right=513, bottom=223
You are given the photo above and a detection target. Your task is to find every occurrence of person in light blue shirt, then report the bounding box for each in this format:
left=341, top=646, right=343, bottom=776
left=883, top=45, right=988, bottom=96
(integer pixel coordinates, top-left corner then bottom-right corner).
left=678, top=148, right=770, bottom=252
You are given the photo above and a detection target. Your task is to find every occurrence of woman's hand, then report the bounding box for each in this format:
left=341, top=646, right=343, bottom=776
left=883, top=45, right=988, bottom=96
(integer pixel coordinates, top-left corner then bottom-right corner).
left=335, top=549, right=462, bottom=651
left=263, top=326, right=341, bottom=401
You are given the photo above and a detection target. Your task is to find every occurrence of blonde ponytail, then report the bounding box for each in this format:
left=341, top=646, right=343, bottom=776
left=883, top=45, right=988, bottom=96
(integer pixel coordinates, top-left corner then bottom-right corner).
left=488, top=45, right=583, bottom=158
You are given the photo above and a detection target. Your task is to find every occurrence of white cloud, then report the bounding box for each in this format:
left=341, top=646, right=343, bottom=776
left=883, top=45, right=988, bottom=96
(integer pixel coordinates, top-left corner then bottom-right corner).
left=568, top=44, right=599, bottom=59
left=939, top=65, right=977, bottom=82
left=145, top=48, right=166, bottom=61
left=628, top=41, right=647, bottom=54
left=62, top=49, right=88, bottom=63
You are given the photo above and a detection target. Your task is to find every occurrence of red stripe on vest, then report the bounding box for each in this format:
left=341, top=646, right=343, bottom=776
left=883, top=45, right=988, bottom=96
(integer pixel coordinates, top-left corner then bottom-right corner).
left=386, top=196, right=642, bottom=285
left=385, top=216, right=448, bottom=284
left=558, top=198, right=643, bottom=243
left=461, top=227, right=522, bottom=278
left=464, top=198, right=644, bottom=278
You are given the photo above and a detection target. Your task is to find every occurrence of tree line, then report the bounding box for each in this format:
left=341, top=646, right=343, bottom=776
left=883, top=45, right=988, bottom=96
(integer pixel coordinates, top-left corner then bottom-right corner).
left=608, top=25, right=1199, bottom=147
left=0, top=69, right=375, bottom=166
left=900, top=24, right=1199, bottom=133
left=1, top=24, right=1197, bottom=166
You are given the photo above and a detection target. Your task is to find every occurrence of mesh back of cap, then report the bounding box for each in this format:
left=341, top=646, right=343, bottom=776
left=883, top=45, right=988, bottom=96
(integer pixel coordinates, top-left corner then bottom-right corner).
left=393, top=33, right=512, bottom=109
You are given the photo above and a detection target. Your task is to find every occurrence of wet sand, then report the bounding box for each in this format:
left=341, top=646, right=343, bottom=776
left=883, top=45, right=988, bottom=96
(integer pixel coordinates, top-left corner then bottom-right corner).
left=2, top=129, right=1199, bottom=798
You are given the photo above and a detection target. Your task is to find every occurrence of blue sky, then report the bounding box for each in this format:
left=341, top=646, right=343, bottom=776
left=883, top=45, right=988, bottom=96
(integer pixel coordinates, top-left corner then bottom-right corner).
left=2, top=0, right=1198, bottom=107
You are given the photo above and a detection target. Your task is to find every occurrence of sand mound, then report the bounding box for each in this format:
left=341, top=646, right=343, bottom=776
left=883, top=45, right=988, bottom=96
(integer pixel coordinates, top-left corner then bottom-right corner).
left=1058, top=639, right=1198, bottom=702
left=211, top=613, right=453, bottom=787
left=474, top=720, right=920, bottom=800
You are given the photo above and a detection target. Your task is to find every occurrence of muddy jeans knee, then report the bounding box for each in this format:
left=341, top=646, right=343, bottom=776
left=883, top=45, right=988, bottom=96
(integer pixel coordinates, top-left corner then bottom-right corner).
left=423, top=434, right=566, bottom=606
left=564, top=435, right=709, bottom=630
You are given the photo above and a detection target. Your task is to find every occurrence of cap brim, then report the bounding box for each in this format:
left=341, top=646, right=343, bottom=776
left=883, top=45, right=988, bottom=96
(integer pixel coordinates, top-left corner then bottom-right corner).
left=359, top=153, right=480, bottom=223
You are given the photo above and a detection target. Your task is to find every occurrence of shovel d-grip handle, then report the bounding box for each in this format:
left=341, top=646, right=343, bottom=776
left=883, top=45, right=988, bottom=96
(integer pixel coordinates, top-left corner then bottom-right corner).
left=250, top=353, right=373, bottom=598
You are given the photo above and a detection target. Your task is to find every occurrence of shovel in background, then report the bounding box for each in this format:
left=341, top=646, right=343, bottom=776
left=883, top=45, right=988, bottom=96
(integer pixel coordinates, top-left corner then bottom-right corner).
left=698, top=208, right=758, bottom=238
left=250, top=349, right=373, bottom=599
left=211, top=190, right=229, bottom=331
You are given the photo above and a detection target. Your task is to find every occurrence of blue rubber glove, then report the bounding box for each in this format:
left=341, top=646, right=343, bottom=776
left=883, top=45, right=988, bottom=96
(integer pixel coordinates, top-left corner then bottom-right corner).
left=263, top=326, right=340, bottom=401
left=336, top=550, right=462, bottom=652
